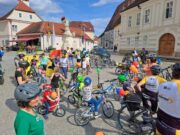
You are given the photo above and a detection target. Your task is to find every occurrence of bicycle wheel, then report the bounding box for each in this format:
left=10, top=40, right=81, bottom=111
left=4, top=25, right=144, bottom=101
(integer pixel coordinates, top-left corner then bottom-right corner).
left=37, top=105, right=47, bottom=115
left=68, top=95, right=76, bottom=104
left=74, top=107, right=91, bottom=126
left=115, top=67, right=122, bottom=75
left=54, top=105, right=66, bottom=117
left=118, top=106, right=142, bottom=134
left=102, top=100, right=114, bottom=118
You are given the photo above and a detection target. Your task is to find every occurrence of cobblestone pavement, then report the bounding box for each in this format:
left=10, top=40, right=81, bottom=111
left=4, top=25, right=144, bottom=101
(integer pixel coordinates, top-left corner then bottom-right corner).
left=0, top=52, right=175, bottom=135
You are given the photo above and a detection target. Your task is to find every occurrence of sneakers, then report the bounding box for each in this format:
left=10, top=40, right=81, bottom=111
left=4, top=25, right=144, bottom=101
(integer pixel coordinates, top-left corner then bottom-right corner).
left=94, top=112, right=101, bottom=119
left=43, top=115, right=48, bottom=120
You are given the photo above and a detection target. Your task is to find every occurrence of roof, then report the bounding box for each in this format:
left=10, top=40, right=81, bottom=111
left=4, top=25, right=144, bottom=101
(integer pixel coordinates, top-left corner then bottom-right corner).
left=17, top=21, right=93, bottom=41
left=103, top=0, right=148, bottom=33
left=0, top=1, right=35, bottom=21
left=70, top=21, right=94, bottom=32
left=15, top=1, right=35, bottom=13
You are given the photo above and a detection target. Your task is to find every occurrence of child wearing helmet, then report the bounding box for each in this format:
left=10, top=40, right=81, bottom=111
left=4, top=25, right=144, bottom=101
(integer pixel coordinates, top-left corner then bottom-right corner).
left=137, top=65, right=166, bottom=113
left=83, top=77, right=101, bottom=118
left=43, top=91, right=59, bottom=119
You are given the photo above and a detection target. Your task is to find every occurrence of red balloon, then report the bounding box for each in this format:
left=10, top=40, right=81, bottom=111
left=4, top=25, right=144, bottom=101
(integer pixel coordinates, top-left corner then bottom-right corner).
left=119, top=89, right=126, bottom=96
left=133, top=61, right=139, bottom=67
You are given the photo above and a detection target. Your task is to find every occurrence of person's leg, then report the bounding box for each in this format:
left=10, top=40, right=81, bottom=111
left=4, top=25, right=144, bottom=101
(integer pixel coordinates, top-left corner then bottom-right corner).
left=63, top=67, right=68, bottom=79
left=44, top=101, right=50, bottom=119
left=151, top=99, right=158, bottom=113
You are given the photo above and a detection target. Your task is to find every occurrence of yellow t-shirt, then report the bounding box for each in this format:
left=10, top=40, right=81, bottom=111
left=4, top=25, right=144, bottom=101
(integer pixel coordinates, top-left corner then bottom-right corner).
left=172, top=79, right=180, bottom=93
left=139, top=75, right=167, bottom=86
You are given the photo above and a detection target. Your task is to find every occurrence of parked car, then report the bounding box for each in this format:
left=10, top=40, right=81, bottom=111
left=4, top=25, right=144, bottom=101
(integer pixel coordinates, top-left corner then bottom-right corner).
left=91, top=47, right=111, bottom=58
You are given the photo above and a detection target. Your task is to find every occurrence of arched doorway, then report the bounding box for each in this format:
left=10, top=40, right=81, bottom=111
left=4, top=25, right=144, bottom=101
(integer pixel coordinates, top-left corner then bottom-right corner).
left=158, top=33, right=175, bottom=56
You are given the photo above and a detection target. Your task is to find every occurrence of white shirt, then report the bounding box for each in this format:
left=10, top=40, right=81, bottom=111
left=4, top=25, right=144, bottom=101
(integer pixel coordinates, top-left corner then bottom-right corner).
left=85, top=57, right=90, bottom=65
left=82, top=61, right=87, bottom=69
left=82, top=85, right=92, bottom=101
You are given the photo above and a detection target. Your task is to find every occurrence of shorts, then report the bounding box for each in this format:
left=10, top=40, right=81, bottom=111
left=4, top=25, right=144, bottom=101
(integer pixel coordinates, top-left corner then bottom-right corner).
left=51, top=82, right=59, bottom=89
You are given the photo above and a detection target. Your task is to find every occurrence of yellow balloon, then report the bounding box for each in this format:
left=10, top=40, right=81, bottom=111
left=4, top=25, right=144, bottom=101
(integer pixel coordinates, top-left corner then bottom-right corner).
left=79, top=83, right=85, bottom=90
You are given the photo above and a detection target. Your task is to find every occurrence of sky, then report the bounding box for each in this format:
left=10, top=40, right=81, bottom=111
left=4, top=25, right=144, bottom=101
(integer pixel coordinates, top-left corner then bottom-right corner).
left=0, top=0, right=123, bottom=36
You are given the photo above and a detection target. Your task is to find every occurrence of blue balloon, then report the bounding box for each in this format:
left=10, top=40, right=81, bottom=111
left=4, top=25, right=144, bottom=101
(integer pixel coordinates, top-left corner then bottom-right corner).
left=0, top=51, right=4, bottom=57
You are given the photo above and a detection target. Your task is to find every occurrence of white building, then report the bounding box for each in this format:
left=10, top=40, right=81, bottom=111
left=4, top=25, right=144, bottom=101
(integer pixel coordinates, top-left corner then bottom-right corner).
left=0, top=0, right=42, bottom=47
left=119, top=0, right=180, bottom=56
left=0, top=0, right=95, bottom=50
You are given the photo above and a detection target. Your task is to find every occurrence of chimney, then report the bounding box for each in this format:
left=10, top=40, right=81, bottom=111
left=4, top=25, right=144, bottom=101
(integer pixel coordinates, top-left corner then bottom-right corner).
left=19, top=0, right=30, bottom=7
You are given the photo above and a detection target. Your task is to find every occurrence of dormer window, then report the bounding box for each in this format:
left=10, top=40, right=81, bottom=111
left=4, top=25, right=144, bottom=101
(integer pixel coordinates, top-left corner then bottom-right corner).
left=30, top=15, right=32, bottom=19
left=19, top=13, right=22, bottom=18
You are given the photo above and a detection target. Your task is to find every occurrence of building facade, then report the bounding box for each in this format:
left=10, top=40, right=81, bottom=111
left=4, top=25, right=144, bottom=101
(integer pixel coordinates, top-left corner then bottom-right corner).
left=0, top=0, right=95, bottom=50
left=0, top=0, right=42, bottom=47
left=119, top=0, right=180, bottom=56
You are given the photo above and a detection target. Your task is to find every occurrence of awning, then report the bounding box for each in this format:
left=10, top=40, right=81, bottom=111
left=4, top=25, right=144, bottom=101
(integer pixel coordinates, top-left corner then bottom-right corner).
left=9, top=37, right=39, bottom=42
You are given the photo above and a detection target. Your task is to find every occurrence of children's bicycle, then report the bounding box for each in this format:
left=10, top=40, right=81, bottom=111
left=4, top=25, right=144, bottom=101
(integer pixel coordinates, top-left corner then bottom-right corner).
left=74, top=90, right=114, bottom=126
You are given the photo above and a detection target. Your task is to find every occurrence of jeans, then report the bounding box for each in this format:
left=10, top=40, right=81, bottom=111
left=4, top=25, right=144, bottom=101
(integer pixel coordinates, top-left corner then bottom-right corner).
left=68, top=57, right=74, bottom=67
left=60, top=67, right=68, bottom=79
left=44, top=101, right=50, bottom=116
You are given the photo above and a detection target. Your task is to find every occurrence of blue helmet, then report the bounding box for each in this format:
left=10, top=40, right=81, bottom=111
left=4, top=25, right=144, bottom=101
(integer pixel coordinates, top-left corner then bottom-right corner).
left=84, top=77, right=92, bottom=86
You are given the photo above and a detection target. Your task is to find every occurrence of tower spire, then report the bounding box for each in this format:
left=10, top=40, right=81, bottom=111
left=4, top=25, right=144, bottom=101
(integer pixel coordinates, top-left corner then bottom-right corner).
left=18, top=0, right=30, bottom=7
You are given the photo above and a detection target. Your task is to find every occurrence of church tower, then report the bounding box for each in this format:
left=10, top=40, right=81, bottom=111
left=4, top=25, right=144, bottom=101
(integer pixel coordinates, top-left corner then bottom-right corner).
left=18, top=0, right=30, bottom=7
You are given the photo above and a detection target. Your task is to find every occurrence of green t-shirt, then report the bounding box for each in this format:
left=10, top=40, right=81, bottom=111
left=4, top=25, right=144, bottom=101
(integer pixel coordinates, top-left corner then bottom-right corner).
left=14, top=109, right=44, bottom=135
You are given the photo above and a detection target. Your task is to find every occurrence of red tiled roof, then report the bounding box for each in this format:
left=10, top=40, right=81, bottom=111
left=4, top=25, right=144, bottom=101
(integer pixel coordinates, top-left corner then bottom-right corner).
left=15, top=1, right=35, bottom=13
left=70, top=21, right=94, bottom=32
left=17, top=21, right=93, bottom=41
left=0, top=1, right=35, bottom=21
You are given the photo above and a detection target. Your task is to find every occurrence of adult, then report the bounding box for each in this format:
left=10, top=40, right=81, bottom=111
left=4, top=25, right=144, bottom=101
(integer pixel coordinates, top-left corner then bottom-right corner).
left=15, top=61, right=29, bottom=85
left=59, top=52, right=69, bottom=79
left=140, top=48, right=148, bottom=64
left=67, top=47, right=74, bottom=67
left=39, top=53, right=48, bottom=70
left=156, top=62, right=180, bottom=135
left=132, top=48, right=138, bottom=61
left=0, top=47, right=4, bottom=61
left=14, top=83, right=44, bottom=135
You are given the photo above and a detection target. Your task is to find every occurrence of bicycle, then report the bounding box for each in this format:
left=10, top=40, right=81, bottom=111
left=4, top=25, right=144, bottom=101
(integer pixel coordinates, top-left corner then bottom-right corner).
left=0, top=63, right=5, bottom=85
left=93, top=79, right=120, bottom=101
left=161, top=65, right=172, bottom=81
left=74, top=90, right=114, bottom=126
left=118, top=93, right=156, bottom=135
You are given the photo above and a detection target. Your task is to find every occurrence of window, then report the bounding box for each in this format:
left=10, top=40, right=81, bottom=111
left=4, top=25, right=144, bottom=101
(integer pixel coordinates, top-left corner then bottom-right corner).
left=127, top=37, right=131, bottom=45
left=12, top=25, right=17, bottom=32
left=137, top=13, right=141, bottom=25
left=143, top=35, right=148, bottom=46
left=166, top=1, right=173, bottom=19
left=144, top=9, right=150, bottom=23
left=135, top=36, right=139, bottom=45
left=19, top=13, right=22, bottom=18
left=2, top=40, right=4, bottom=46
left=128, top=16, right=132, bottom=27
left=30, top=15, right=32, bottom=19
left=5, top=40, right=9, bottom=46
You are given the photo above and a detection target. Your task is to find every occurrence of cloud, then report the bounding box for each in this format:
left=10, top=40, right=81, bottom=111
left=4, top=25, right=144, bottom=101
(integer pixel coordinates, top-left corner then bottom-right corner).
left=30, top=0, right=63, bottom=14
left=91, top=0, right=122, bottom=7
left=89, top=17, right=111, bottom=36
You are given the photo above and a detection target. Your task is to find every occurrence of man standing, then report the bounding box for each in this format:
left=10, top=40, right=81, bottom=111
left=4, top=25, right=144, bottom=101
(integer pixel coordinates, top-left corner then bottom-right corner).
left=140, top=48, right=148, bottom=64
left=59, top=52, right=69, bottom=79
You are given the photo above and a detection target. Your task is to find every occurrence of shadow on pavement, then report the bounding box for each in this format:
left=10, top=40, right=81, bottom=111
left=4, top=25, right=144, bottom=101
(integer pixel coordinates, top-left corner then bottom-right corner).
left=5, top=98, right=18, bottom=112
left=9, top=76, right=17, bottom=86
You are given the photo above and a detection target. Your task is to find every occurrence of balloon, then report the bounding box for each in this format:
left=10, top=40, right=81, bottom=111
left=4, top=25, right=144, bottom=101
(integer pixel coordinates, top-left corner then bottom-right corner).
left=79, top=83, right=85, bottom=90
left=69, top=68, right=74, bottom=73
left=130, top=65, right=138, bottom=73
left=132, top=61, right=139, bottom=67
left=119, top=89, right=126, bottom=96
left=133, top=77, right=139, bottom=82
left=95, top=131, right=104, bottom=135
left=116, top=88, right=121, bottom=94
left=96, top=67, right=102, bottom=74
left=76, top=62, right=81, bottom=68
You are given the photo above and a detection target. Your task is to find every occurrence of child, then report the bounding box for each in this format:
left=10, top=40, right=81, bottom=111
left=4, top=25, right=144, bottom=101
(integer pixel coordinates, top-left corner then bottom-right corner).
left=85, top=54, right=91, bottom=75
left=51, top=67, right=65, bottom=97
left=82, top=77, right=101, bottom=118
left=82, top=58, right=87, bottom=75
left=31, top=55, right=38, bottom=67
left=43, top=91, right=59, bottom=119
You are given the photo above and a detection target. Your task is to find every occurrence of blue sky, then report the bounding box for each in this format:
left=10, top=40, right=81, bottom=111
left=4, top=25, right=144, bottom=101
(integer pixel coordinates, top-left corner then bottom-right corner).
left=0, top=0, right=123, bottom=36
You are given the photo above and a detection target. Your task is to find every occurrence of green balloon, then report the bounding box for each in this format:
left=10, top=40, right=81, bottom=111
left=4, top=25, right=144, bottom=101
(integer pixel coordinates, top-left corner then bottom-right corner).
left=69, top=68, right=74, bottom=73
left=79, top=83, right=85, bottom=90
left=96, top=67, right=101, bottom=73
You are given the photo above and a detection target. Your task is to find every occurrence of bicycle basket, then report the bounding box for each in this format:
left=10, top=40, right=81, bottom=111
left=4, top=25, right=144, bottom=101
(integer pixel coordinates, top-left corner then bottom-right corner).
left=125, top=94, right=142, bottom=111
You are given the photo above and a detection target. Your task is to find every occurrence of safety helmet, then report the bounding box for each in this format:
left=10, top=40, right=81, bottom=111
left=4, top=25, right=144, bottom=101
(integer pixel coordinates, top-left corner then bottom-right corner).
left=18, top=53, right=25, bottom=59
left=150, top=65, right=161, bottom=75
left=148, top=54, right=156, bottom=62
left=18, top=61, right=29, bottom=68
left=118, top=74, right=127, bottom=82
left=14, top=83, right=41, bottom=102
left=77, top=75, right=84, bottom=82
left=172, top=62, right=180, bottom=77
left=95, top=131, right=104, bottom=135
left=84, top=77, right=92, bottom=86
left=51, top=92, right=57, bottom=100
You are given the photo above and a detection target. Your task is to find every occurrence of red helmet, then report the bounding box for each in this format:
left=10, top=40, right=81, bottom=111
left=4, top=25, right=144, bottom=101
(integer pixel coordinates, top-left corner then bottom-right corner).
left=42, top=84, right=52, bottom=90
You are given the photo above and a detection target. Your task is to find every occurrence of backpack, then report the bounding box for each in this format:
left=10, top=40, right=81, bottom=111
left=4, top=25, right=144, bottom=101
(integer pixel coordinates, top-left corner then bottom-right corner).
left=145, top=76, right=159, bottom=93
